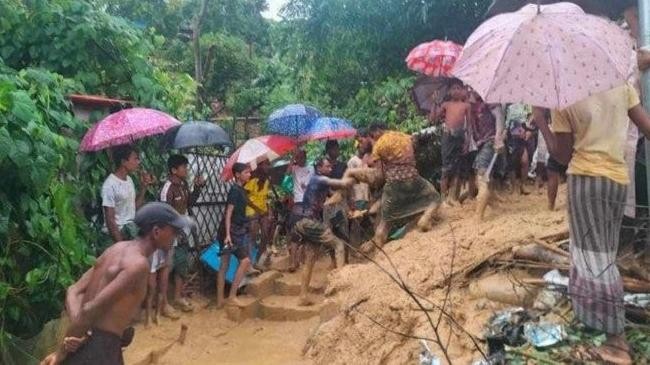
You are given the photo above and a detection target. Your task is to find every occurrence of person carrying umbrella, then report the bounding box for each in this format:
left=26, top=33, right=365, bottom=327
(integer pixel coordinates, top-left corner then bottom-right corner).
left=535, top=82, right=650, bottom=363
left=100, top=145, right=154, bottom=252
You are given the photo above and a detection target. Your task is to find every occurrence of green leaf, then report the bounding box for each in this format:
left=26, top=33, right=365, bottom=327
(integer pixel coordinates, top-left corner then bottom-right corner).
left=10, top=90, right=38, bottom=123
left=0, top=282, right=10, bottom=300
left=0, top=80, right=15, bottom=112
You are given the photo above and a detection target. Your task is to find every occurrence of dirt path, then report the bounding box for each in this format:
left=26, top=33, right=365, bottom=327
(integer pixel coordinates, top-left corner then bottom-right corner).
left=125, top=186, right=567, bottom=364
left=124, top=300, right=315, bottom=365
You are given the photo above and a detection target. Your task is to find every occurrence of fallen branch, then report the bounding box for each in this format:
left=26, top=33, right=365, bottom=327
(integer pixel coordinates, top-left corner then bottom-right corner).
left=532, top=239, right=570, bottom=257
left=539, top=231, right=569, bottom=243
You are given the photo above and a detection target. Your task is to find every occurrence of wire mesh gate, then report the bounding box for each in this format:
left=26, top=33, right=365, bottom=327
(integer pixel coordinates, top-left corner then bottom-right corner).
left=186, top=151, right=231, bottom=247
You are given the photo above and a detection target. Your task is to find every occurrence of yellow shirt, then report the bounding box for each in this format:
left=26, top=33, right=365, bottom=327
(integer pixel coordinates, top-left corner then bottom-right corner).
left=551, top=84, right=640, bottom=185
left=244, top=178, right=270, bottom=216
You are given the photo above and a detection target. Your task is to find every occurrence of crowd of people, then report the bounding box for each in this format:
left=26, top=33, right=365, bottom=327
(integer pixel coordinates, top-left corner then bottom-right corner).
left=40, top=2, right=650, bottom=365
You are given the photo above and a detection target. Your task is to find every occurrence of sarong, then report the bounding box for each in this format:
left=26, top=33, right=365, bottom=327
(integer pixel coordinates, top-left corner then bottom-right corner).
left=62, top=328, right=123, bottom=365
left=441, top=128, right=465, bottom=177
left=567, top=175, right=626, bottom=335
left=293, top=218, right=344, bottom=252
left=381, top=175, right=440, bottom=223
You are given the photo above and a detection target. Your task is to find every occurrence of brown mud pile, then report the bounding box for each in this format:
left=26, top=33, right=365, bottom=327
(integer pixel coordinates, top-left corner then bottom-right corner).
left=305, top=187, right=568, bottom=364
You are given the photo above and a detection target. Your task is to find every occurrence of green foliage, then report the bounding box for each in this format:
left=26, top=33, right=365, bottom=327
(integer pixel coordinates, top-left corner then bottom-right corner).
left=277, top=0, right=492, bottom=109
left=0, top=0, right=196, bottom=117
left=0, top=62, right=95, bottom=342
left=0, top=0, right=195, bottom=351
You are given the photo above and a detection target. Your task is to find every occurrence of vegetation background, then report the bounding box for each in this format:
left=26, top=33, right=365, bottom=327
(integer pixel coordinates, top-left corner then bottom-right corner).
left=0, top=0, right=491, bottom=358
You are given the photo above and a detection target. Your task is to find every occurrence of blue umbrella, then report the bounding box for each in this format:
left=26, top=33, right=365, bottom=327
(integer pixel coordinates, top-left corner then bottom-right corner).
left=266, top=104, right=322, bottom=137
left=162, top=121, right=232, bottom=149
left=298, top=117, right=356, bottom=142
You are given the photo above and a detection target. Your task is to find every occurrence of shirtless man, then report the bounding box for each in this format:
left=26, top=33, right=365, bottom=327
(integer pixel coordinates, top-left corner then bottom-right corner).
left=41, top=203, right=192, bottom=365
left=432, top=79, right=472, bottom=204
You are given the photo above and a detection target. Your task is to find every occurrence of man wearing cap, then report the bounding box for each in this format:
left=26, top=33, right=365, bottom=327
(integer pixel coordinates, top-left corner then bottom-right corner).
left=40, top=203, right=193, bottom=365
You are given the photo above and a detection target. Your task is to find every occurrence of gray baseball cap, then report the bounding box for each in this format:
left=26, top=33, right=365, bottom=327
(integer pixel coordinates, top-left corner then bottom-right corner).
left=134, top=202, right=195, bottom=231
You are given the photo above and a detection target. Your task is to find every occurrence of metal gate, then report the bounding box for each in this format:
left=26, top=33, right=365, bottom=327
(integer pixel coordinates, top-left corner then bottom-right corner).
left=187, top=151, right=231, bottom=247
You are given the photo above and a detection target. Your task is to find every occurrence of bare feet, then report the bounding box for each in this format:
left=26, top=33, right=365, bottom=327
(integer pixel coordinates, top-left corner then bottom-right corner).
left=161, top=304, right=180, bottom=320
left=359, top=241, right=375, bottom=254
left=226, top=296, right=246, bottom=307
left=174, top=298, right=194, bottom=312
left=416, top=218, right=433, bottom=232
left=298, top=295, right=315, bottom=306
left=574, top=337, right=632, bottom=365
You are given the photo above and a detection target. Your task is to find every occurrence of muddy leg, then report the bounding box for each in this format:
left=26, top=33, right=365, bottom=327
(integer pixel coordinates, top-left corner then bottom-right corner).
left=228, top=257, right=251, bottom=306
left=145, top=272, right=157, bottom=328
left=216, top=253, right=231, bottom=308
left=417, top=200, right=440, bottom=232
left=361, top=218, right=389, bottom=254
left=547, top=170, right=560, bottom=211
left=476, top=178, right=490, bottom=223
left=298, top=245, right=317, bottom=306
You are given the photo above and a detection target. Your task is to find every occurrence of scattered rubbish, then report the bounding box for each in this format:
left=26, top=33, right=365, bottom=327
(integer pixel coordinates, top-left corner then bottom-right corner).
left=543, top=270, right=569, bottom=287
left=533, top=288, right=564, bottom=311
left=485, top=307, right=532, bottom=353
left=624, top=293, right=650, bottom=308
left=523, top=322, right=566, bottom=348
left=418, top=340, right=441, bottom=365
left=469, top=274, right=537, bottom=306
left=472, top=352, right=505, bottom=365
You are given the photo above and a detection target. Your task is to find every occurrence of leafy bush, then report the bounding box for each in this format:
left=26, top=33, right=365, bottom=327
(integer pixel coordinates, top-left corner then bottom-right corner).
left=0, top=63, right=94, bottom=341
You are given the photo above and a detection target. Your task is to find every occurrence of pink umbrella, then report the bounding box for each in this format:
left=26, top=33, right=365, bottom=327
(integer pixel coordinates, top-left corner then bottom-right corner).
left=222, top=135, right=297, bottom=181
left=80, top=108, right=181, bottom=151
left=406, top=40, right=463, bottom=77
left=452, top=3, right=635, bottom=109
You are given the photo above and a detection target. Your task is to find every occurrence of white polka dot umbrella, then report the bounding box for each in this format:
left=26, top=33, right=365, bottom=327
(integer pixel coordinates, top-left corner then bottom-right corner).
left=453, top=2, right=635, bottom=109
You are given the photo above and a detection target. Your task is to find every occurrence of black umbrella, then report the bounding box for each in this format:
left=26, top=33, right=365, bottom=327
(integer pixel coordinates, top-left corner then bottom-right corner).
left=162, top=121, right=233, bottom=150
left=485, top=0, right=634, bottom=19
left=411, top=75, right=451, bottom=115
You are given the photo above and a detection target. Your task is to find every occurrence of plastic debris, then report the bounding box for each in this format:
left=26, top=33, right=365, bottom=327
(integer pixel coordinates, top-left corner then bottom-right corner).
left=485, top=308, right=532, bottom=354
left=624, top=293, right=650, bottom=308
left=418, top=340, right=441, bottom=365
left=533, top=288, right=564, bottom=311
left=543, top=269, right=569, bottom=287
left=523, top=322, right=566, bottom=348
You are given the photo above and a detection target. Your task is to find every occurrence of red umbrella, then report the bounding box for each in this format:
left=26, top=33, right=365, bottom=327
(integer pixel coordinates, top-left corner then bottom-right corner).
left=222, top=135, right=297, bottom=181
left=80, top=108, right=181, bottom=151
left=406, top=40, right=463, bottom=77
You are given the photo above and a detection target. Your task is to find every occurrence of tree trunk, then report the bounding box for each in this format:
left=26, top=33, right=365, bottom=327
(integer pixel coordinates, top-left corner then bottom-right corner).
left=192, top=0, right=210, bottom=107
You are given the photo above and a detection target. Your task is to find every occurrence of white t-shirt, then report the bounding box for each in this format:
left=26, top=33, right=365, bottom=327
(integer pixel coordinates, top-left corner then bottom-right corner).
left=292, top=165, right=313, bottom=203
left=102, top=174, right=136, bottom=230
left=347, top=155, right=370, bottom=202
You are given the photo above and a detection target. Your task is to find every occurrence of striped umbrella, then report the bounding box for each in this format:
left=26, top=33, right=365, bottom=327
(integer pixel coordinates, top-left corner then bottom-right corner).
left=221, top=135, right=297, bottom=181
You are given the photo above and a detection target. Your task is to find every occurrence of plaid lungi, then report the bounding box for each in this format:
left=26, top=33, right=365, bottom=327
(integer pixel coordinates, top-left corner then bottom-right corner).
left=567, top=175, right=627, bottom=335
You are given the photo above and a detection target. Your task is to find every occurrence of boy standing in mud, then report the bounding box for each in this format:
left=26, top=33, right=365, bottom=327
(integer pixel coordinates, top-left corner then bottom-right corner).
left=433, top=79, right=472, bottom=205
left=41, top=203, right=192, bottom=365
